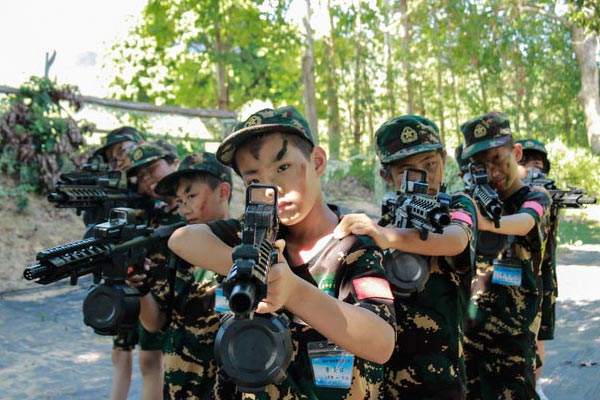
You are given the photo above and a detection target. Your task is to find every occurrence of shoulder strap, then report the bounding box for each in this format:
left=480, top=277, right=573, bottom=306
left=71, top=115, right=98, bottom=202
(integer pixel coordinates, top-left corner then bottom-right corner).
left=209, top=219, right=241, bottom=248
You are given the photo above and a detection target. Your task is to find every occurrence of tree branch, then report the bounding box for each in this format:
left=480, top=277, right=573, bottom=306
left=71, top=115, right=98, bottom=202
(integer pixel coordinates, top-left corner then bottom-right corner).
left=519, top=4, right=573, bottom=30
left=0, top=85, right=237, bottom=119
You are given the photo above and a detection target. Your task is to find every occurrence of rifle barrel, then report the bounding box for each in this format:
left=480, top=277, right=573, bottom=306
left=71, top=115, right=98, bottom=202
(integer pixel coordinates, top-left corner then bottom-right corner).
left=23, top=263, right=50, bottom=281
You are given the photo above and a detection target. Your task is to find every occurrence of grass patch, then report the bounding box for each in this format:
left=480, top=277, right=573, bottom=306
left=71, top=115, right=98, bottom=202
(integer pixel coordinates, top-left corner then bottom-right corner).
left=556, top=205, right=600, bottom=246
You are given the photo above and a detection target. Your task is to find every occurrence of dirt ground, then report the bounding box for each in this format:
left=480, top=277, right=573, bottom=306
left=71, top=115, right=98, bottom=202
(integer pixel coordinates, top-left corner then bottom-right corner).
left=1, top=178, right=599, bottom=399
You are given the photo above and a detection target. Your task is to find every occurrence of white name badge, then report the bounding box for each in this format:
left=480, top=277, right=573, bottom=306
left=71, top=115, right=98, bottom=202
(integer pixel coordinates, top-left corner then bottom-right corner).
left=308, top=341, right=354, bottom=389
left=492, top=261, right=522, bottom=287
left=214, top=287, right=231, bottom=312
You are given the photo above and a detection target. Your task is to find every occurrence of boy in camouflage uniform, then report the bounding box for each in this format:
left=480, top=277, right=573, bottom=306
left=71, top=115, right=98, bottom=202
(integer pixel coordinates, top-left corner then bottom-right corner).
left=460, top=113, right=552, bottom=400
left=92, top=126, right=146, bottom=400
left=110, top=142, right=184, bottom=400
left=127, top=152, right=237, bottom=399
left=516, top=138, right=556, bottom=400
left=335, top=115, right=478, bottom=399
left=84, top=127, right=146, bottom=230
left=93, top=126, right=145, bottom=170
left=168, top=105, right=396, bottom=399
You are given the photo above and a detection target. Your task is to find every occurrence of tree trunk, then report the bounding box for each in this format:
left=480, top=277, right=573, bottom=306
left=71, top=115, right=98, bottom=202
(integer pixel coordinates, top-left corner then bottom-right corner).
left=400, top=0, right=414, bottom=114
left=325, top=0, right=340, bottom=159
left=417, top=80, right=425, bottom=116
left=352, top=0, right=363, bottom=149
left=436, top=57, right=445, bottom=141
left=214, top=14, right=229, bottom=111
left=571, top=27, right=600, bottom=153
left=451, top=70, right=461, bottom=143
left=475, top=60, right=488, bottom=112
left=519, top=5, right=600, bottom=153
left=302, top=0, right=319, bottom=145
left=384, top=0, right=396, bottom=118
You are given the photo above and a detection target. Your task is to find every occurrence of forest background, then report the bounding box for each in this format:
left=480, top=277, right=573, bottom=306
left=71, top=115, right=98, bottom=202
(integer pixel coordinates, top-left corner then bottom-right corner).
left=1, top=0, right=600, bottom=206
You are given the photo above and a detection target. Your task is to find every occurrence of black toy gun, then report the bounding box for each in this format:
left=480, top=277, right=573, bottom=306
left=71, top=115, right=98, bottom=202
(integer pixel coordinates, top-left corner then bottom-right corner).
left=57, top=156, right=125, bottom=187
left=222, top=184, right=279, bottom=317
left=48, top=163, right=152, bottom=226
left=215, top=184, right=292, bottom=392
left=523, top=167, right=597, bottom=209
left=23, top=208, right=185, bottom=335
left=379, top=168, right=452, bottom=240
left=464, top=162, right=503, bottom=228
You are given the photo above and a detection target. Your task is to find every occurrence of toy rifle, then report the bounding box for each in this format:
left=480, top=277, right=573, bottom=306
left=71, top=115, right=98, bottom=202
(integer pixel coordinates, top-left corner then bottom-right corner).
left=464, top=162, right=503, bottom=228
left=23, top=207, right=184, bottom=335
left=47, top=158, right=152, bottom=225
left=379, top=168, right=452, bottom=240
left=215, top=184, right=292, bottom=392
left=523, top=167, right=596, bottom=209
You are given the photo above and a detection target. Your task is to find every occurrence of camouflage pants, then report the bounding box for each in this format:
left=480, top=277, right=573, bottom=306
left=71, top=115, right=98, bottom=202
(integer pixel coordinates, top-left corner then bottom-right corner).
left=537, top=260, right=557, bottom=341
left=464, top=338, right=538, bottom=400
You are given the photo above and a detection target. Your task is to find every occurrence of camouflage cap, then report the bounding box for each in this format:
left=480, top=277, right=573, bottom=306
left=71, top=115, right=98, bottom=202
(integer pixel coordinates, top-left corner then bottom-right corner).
left=92, top=126, right=145, bottom=159
left=126, top=142, right=174, bottom=176
left=375, top=115, right=444, bottom=164
left=155, top=152, right=233, bottom=196
left=517, top=138, right=550, bottom=172
left=460, top=112, right=512, bottom=158
left=517, top=138, right=547, bottom=155
left=216, top=105, right=314, bottom=167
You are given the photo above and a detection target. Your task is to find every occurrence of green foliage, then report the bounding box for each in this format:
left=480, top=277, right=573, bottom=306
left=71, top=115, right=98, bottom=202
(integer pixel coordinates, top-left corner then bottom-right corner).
left=104, top=0, right=597, bottom=190
left=568, top=0, right=600, bottom=33
left=323, top=154, right=378, bottom=191
left=557, top=217, right=600, bottom=246
left=107, top=0, right=303, bottom=111
left=545, top=139, right=600, bottom=196
left=0, top=182, right=34, bottom=212
left=0, top=77, right=94, bottom=202
left=143, top=131, right=214, bottom=157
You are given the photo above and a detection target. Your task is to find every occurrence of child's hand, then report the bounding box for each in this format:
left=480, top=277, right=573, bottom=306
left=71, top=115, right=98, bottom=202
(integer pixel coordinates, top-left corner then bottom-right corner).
left=333, top=213, right=390, bottom=249
left=256, top=239, right=299, bottom=314
left=125, top=257, right=151, bottom=293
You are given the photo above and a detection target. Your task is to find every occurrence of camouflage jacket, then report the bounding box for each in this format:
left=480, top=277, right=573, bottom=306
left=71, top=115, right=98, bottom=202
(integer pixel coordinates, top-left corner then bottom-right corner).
left=213, top=218, right=396, bottom=400
left=151, top=219, right=241, bottom=400
left=464, top=186, right=551, bottom=348
left=384, top=194, right=478, bottom=398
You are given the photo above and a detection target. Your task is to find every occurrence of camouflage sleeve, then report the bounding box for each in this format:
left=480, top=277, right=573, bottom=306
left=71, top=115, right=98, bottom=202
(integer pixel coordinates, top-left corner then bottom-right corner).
left=450, top=194, right=478, bottom=271
left=150, top=254, right=181, bottom=314
left=520, top=189, right=552, bottom=246
left=338, top=235, right=396, bottom=328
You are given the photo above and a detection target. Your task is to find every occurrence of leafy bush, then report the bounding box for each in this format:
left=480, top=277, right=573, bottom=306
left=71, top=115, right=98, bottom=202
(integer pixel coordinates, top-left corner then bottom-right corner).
left=323, top=153, right=378, bottom=190
left=545, top=139, right=600, bottom=196
left=0, top=77, right=94, bottom=197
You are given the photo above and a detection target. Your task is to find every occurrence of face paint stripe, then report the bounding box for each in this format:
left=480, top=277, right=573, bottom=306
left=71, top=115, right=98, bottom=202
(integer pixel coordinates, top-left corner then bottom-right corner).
left=275, top=139, right=288, bottom=161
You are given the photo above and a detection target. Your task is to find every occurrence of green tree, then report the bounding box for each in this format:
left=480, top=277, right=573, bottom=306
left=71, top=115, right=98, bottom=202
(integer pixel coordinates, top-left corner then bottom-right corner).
left=108, top=0, right=303, bottom=112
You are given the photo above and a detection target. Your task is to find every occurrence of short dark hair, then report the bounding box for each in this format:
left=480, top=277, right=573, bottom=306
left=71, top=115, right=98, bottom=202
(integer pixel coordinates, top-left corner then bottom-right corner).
left=177, top=173, right=232, bottom=203
left=520, top=151, right=550, bottom=173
